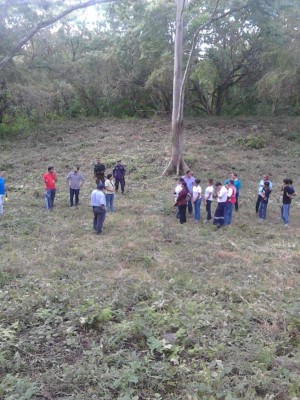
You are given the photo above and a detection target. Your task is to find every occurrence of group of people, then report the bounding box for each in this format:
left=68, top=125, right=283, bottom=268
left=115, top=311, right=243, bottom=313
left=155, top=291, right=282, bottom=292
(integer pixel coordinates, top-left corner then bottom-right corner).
left=41, top=160, right=126, bottom=235
left=0, top=166, right=296, bottom=232
left=174, top=171, right=296, bottom=228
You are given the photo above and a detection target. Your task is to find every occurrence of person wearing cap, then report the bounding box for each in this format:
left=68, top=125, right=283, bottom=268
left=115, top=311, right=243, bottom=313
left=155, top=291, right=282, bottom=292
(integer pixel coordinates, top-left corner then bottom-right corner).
left=43, top=166, right=57, bottom=210
left=66, top=165, right=85, bottom=207
left=90, top=183, right=106, bottom=235
left=113, top=160, right=126, bottom=194
left=94, top=159, right=106, bottom=184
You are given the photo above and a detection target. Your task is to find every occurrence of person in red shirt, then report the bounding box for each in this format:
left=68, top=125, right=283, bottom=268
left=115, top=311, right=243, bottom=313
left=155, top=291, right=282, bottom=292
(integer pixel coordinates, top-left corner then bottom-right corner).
left=43, top=166, right=57, bottom=210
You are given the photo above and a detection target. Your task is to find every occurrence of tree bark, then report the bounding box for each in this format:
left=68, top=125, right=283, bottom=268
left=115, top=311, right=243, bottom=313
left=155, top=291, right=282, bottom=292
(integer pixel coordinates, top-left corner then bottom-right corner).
left=163, top=0, right=187, bottom=176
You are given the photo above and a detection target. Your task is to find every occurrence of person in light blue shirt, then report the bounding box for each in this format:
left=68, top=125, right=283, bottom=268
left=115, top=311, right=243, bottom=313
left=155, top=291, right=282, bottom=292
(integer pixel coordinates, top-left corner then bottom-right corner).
left=0, top=172, right=6, bottom=215
left=182, top=170, right=195, bottom=214
left=91, top=183, right=106, bottom=235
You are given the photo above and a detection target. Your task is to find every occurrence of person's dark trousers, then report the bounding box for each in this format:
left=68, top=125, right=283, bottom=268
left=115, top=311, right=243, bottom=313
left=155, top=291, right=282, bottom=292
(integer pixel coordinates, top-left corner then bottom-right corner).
left=93, top=206, right=106, bottom=234
left=206, top=200, right=212, bottom=220
left=187, top=199, right=193, bottom=214
left=213, top=202, right=226, bottom=227
left=70, top=188, right=80, bottom=206
left=235, top=192, right=239, bottom=211
left=46, top=189, right=56, bottom=209
left=178, top=204, right=187, bottom=224
left=256, top=195, right=262, bottom=213
left=115, top=177, right=125, bottom=193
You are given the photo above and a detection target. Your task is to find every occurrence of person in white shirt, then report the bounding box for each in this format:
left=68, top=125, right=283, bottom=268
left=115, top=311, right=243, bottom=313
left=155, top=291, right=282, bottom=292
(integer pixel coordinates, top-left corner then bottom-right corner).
left=192, top=179, right=202, bottom=222
left=213, top=182, right=227, bottom=228
left=224, top=180, right=236, bottom=225
left=90, top=183, right=106, bottom=235
left=204, top=178, right=214, bottom=222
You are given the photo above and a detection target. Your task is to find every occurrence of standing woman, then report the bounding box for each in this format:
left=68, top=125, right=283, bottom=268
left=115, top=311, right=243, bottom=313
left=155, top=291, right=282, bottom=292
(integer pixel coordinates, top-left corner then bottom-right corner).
left=105, top=173, right=115, bottom=212
left=175, top=181, right=189, bottom=224
left=192, top=179, right=202, bottom=222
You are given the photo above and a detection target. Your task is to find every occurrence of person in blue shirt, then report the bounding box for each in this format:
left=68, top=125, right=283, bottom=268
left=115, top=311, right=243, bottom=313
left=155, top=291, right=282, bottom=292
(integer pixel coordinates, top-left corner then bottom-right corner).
left=0, top=172, right=6, bottom=215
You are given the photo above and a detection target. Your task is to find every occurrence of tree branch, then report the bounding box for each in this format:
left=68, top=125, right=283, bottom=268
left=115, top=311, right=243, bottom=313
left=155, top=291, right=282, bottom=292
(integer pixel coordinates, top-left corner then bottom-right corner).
left=178, top=1, right=250, bottom=119
left=0, top=0, right=118, bottom=72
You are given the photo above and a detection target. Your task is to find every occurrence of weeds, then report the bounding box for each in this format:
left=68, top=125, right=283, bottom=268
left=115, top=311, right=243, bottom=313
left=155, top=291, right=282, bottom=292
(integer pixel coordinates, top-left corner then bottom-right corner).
left=1, top=117, right=300, bottom=399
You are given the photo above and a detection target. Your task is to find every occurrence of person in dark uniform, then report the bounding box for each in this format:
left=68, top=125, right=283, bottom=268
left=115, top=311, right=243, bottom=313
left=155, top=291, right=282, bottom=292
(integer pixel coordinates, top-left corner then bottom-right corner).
left=94, top=159, right=106, bottom=184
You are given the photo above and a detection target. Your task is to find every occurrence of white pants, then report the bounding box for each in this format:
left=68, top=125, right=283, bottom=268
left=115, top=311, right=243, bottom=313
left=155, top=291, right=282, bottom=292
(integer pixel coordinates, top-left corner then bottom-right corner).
left=0, top=194, right=4, bottom=214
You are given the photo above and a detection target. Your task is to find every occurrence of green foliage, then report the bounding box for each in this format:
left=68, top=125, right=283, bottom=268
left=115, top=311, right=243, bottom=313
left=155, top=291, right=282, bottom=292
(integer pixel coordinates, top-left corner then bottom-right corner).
left=236, top=135, right=266, bottom=149
left=0, top=374, right=37, bottom=400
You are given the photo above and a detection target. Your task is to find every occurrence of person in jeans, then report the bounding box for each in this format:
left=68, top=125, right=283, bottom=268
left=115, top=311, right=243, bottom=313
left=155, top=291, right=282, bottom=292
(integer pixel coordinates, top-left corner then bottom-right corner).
left=192, top=179, right=202, bottom=222
left=258, top=181, right=270, bottom=220
left=224, top=180, right=236, bottom=225
left=66, top=165, right=85, bottom=207
left=105, top=173, right=115, bottom=212
left=281, top=178, right=296, bottom=227
left=256, top=174, right=272, bottom=213
left=113, top=160, right=126, bottom=194
left=0, top=171, right=7, bottom=215
left=43, top=166, right=57, bottom=210
left=91, top=183, right=106, bottom=235
left=182, top=170, right=195, bottom=214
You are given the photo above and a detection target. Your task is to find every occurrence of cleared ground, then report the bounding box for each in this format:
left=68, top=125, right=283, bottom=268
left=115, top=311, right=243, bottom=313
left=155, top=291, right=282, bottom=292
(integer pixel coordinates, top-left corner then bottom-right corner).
left=1, top=116, right=300, bottom=400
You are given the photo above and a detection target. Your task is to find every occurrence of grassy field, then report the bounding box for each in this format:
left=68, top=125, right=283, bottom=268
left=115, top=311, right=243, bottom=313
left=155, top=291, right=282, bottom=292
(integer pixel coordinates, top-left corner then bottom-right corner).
left=1, top=116, right=300, bottom=400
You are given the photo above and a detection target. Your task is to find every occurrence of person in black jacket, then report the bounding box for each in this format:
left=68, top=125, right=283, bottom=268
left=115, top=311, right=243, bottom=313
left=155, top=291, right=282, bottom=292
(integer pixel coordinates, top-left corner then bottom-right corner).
left=94, top=159, right=106, bottom=184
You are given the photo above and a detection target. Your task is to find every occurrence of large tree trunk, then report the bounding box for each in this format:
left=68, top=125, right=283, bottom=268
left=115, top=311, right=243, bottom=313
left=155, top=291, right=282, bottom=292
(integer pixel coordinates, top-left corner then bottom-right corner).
left=163, top=0, right=188, bottom=176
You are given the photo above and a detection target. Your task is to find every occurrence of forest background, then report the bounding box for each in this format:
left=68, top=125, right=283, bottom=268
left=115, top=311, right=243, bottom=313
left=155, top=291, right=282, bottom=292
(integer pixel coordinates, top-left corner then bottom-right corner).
left=0, top=0, right=299, bottom=129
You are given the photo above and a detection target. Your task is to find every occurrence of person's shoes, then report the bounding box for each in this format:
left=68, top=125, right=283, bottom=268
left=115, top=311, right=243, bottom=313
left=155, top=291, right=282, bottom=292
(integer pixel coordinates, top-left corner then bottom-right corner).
left=284, top=224, right=289, bottom=228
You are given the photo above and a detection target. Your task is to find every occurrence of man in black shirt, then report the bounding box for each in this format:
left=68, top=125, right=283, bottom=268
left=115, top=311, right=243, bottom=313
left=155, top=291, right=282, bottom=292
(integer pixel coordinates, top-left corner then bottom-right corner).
left=94, top=159, right=106, bottom=184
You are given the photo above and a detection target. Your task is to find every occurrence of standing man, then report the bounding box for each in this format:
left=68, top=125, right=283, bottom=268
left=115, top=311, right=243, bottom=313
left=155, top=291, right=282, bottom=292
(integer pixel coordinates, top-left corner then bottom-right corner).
left=182, top=170, right=195, bottom=214
left=204, top=178, right=214, bottom=222
left=256, top=174, right=272, bottom=213
left=43, top=166, right=57, bottom=210
left=0, top=171, right=7, bottom=215
left=213, top=182, right=228, bottom=229
left=66, top=165, right=85, bottom=207
left=231, top=172, right=241, bottom=211
left=113, top=160, right=126, bottom=194
left=94, top=159, right=106, bottom=184
left=281, top=178, right=296, bottom=227
left=91, top=183, right=106, bottom=235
